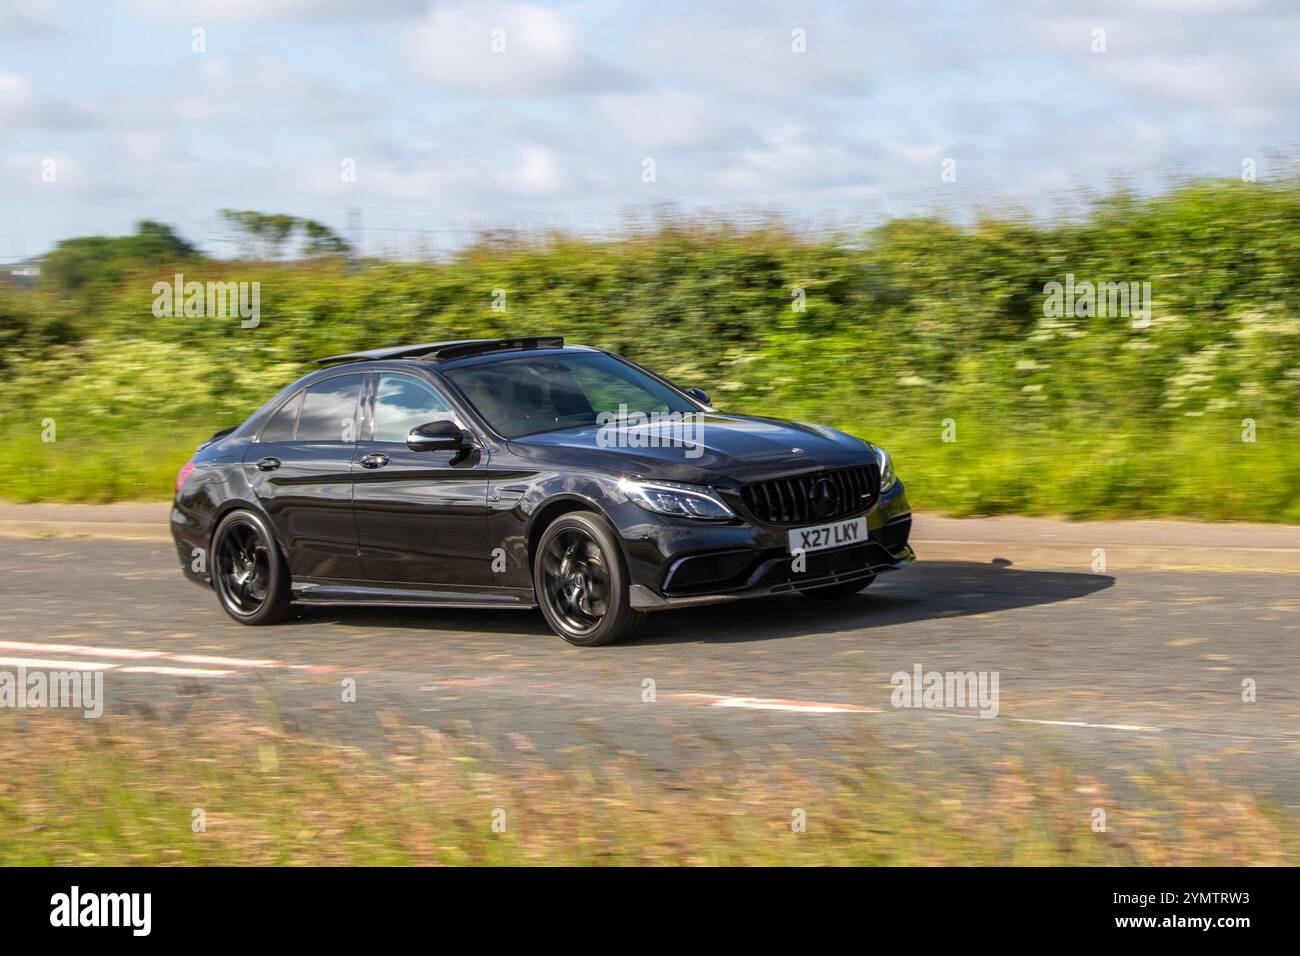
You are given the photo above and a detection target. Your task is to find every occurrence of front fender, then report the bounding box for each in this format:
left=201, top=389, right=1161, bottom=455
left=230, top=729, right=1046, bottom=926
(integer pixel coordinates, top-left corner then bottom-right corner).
left=487, top=473, right=635, bottom=590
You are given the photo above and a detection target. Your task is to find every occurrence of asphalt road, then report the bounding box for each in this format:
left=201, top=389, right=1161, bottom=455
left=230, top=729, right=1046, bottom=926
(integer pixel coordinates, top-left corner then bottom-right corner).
left=3, top=537, right=1298, bottom=803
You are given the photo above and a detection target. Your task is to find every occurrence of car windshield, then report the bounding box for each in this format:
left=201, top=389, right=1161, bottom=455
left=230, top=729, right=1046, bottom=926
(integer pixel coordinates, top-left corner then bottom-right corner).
left=442, top=351, right=699, bottom=439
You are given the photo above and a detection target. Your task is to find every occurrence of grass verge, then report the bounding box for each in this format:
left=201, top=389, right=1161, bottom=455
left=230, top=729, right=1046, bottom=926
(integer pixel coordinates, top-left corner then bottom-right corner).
left=1, top=708, right=1295, bottom=865
left=3, top=412, right=1298, bottom=524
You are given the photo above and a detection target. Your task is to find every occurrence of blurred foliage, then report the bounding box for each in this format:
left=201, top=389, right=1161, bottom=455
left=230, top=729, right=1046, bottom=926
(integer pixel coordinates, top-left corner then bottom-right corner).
left=37, top=220, right=199, bottom=307
left=2, top=176, right=1297, bottom=518
left=218, top=209, right=352, bottom=259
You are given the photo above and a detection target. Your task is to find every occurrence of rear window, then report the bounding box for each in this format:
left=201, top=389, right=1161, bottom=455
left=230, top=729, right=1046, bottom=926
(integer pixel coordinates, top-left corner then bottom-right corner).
left=260, top=392, right=302, bottom=443
left=296, top=374, right=365, bottom=442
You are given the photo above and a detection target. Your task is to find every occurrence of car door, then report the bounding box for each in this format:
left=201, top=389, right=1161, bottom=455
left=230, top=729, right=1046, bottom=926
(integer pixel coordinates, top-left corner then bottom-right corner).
left=245, top=372, right=365, bottom=581
left=351, top=371, right=493, bottom=588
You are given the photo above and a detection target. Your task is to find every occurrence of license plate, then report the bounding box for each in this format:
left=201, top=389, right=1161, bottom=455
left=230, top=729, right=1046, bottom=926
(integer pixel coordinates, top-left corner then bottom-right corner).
left=788, top=517, right=867, bottom=554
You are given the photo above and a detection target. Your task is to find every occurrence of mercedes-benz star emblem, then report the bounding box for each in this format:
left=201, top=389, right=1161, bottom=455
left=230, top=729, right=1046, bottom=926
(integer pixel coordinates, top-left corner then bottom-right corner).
left=809, top=477, right=839, bottom=518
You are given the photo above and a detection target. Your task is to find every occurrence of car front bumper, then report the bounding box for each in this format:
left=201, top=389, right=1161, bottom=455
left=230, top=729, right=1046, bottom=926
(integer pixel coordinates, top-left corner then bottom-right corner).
left=615, top=480, right=915, bottom=611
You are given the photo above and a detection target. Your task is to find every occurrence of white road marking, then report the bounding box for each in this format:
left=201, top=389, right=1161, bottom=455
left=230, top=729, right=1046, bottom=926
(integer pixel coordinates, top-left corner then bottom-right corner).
left=932, top=712, right=1163, bottom=732
left=713, top=696, right=878, bottom=714
left=672, top=691, right=1172, bottom=734
left=0, top=640, right=161, bottom=660
left=673, top=689, right=1296, bottom=743
left=168, top=654, right=282, bottom=668
left=670, top=692, right=878, bottom=714
left=0, top=640, right=294, bottom=680
left=0, top=656, right=117, bottom=671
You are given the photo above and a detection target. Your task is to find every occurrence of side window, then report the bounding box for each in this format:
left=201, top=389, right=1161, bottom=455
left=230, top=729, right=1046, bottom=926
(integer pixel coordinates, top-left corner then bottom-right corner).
left=297, top=374, right=365, bottom=442
left=373, top=374, right=459, bottom=443
left=259, top=391, right=302, bottom=443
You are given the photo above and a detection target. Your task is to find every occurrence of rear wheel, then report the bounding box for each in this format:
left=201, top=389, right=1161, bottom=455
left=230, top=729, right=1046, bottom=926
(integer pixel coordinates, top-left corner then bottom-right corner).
left=534, top=512, right=644, bottom=646
left=211, top=509, right=294, bottom=625
left=798, top=575, right=875, bottom=600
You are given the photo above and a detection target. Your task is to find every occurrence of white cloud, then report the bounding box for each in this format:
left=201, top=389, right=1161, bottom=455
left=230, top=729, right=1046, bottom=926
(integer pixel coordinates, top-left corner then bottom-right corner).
left=596, top=90, right=735, bottom=150
left=6, top=0, right=1295, bottom=256
left=1051, top=0, right=1287, bottom=13
left=126, top=0, right=424, bottom=24
left=629, top=6, right=873, bottom=96
left=1089, top=47, right=1298, bottom=129
left=1107, top=54, right=1253, bottom=106
left=0, top=0, right=62, bottom=35
left=502, top=144, right=568, bottom=196
left=304, top=162, right=450, bottom=201
left=115, top=130, right=176, bottom=165
left=82, top=55, right=371, bottom=132
left=0, top=71, right=88, bottom=128
left=710, top=129, right=873, bottom=198
left=0, top=72, right=42, bottom=123
left=404, top=2, right=615, bottom=95
left=297, top=142, right=573, bottom=202
left=1, top=151, right=92, bottom=196
left=1020, top=5, right=1300, bottom=130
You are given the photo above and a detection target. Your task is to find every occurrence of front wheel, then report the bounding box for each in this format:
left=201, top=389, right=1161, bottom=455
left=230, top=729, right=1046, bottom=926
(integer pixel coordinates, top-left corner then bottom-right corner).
left=798, top=575, right=875, bottom=600
left=534, top=512, right=645, bottom=646
left=211, top=509, right=294, bottom=625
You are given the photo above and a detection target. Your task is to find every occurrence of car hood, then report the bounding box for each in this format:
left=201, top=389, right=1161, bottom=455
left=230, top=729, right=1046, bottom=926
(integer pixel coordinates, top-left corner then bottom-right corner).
left=507, top=413, right=874, bottom=487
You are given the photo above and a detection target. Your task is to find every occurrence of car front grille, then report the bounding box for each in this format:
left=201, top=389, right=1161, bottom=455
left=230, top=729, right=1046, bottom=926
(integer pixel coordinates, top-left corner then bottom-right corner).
left=740, top=464, right=880, bottom=525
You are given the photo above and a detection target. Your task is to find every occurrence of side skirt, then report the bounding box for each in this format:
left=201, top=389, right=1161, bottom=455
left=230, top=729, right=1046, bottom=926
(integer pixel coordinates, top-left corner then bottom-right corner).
left=291, top=581, right=537, bottom=610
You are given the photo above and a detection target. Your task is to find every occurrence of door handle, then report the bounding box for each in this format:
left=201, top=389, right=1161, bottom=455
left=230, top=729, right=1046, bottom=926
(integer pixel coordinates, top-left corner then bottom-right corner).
left=255, top=456, right=281, bottom=472
left=360, top=453, right=390, bottom=469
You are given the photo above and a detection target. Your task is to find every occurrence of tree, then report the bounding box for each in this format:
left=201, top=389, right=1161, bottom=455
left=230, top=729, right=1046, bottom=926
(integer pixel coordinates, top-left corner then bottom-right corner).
left=218, top=210, right=352, bottom=259
left=39, top=221, right=198, bottom=296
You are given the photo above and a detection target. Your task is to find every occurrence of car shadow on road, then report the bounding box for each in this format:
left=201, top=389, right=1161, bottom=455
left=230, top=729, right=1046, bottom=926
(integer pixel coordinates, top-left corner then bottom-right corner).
left=295, top=560, right=1112, bottom=645
left=627, top=560, right=1114, bottom=645
left=292, top=604, right=555, bottom=636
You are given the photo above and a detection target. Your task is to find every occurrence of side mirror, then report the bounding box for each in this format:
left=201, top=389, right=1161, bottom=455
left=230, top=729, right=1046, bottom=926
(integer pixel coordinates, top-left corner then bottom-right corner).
left=406, top=419, right=467, bottom=452
left=684, top=387, right=711, bottom=406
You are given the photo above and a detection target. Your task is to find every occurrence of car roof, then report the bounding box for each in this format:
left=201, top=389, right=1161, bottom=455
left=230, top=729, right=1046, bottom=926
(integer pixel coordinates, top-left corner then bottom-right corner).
left=433, top=344, right=598, bottom=371
left=314, top=336, right=582, bottom=367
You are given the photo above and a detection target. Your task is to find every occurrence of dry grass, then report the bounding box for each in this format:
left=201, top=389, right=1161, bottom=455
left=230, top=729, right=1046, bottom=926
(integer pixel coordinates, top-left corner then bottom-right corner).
left=1, top=707, right=1295, bottom=865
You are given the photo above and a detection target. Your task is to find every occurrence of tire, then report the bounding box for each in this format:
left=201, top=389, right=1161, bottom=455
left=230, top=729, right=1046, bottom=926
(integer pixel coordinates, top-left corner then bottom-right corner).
left=533, top=511, right=645, bottom=646
left=798, top=575, right=876, bottom=600
left=210, top=509, right=295, bottom=625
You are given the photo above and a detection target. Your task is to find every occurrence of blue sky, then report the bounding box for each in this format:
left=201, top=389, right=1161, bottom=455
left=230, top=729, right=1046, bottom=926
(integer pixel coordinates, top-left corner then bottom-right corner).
left=2, top=0, right=1297, bottom=260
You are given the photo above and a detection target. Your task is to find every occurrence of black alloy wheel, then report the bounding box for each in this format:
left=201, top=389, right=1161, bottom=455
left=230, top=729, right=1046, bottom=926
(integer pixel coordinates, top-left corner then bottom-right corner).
left=534, top=512, right=644, bottom=646
left=211, top=510, right=293, bottom=624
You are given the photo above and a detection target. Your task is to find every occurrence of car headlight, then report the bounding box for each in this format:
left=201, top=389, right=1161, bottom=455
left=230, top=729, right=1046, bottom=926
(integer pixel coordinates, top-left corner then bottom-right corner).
left=874, top=445, right=898, bottom=492
left=618, top=479, right=736, bottom=520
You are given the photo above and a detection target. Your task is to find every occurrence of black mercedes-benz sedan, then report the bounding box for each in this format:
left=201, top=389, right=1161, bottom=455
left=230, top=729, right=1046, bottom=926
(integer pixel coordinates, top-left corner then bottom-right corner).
left=171, top=337, right=914, bottom=645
